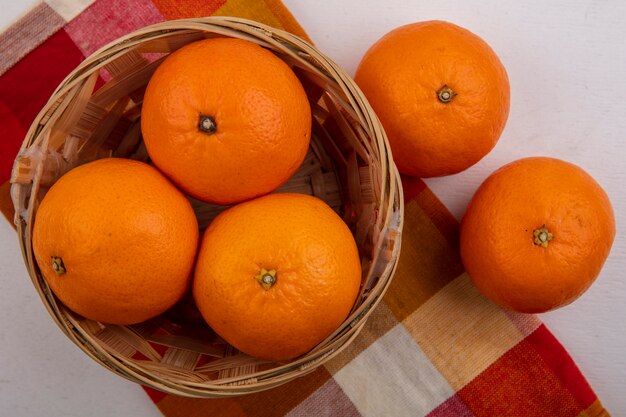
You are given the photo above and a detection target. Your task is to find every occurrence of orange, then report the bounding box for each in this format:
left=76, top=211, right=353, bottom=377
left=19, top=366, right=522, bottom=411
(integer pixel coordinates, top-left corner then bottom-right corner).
left=355, top=21, right=510, bottom=177
left=141, top=38, right=312, bottom=205
left=193, top=193, right=361, bottom=361
left=460, top=157, right=615, bottom=313
left=32, top=158, right=199, bottom=325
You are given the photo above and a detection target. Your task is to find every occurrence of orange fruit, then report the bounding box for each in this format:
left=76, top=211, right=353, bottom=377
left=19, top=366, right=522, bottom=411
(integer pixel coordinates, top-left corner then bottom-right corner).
left=141, top=38, right=312, bottom=205
left=32, top=158, right=199, bottom=325
left=193, top=193, right=361, bottom=360
left=355, top=21, right=510, bottom=177
left=460, top=157, right=615, bottom=313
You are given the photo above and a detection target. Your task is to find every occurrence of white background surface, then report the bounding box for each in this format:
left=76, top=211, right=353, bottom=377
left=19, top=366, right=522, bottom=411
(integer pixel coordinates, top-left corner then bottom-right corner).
left=1, top=0, right=625, bottom=416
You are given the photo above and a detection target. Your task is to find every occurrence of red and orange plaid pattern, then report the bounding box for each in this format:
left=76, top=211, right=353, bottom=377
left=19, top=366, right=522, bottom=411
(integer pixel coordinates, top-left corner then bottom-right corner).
left=0, top=1, right=610, bottom=416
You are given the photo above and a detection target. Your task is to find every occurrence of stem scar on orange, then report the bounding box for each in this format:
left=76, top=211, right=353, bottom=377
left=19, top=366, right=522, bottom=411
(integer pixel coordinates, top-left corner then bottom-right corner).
left=32, top=158, right=199, bottom=325
left=460, top=157, right=615, bottom=313
left=192, top=193, right=362, bottom=361
left=355, top=20, right=510, bottom=178
left=141, top=37, right=312, bottom=205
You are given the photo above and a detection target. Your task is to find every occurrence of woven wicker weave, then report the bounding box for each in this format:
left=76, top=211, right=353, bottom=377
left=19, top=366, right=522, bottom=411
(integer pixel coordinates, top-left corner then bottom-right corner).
left=10, top=17, right=403, bottom=397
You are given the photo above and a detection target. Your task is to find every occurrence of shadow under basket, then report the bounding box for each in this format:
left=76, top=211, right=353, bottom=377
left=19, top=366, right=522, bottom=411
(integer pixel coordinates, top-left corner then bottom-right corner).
left=10, top=17, right=403, bottom=397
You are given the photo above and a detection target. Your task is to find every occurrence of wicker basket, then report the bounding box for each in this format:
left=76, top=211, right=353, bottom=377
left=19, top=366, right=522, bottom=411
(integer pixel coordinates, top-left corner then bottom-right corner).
left=10, top=17, right=403, bottom=397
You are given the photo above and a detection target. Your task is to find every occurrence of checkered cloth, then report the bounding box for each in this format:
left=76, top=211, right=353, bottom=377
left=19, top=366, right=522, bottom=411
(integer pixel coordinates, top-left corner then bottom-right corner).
left=0, top=1, right=611, bottom=416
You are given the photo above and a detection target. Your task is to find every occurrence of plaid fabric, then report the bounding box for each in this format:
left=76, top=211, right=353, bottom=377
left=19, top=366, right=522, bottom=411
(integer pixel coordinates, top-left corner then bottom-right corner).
left=0, top=1, right=610, bottom=416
